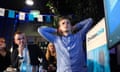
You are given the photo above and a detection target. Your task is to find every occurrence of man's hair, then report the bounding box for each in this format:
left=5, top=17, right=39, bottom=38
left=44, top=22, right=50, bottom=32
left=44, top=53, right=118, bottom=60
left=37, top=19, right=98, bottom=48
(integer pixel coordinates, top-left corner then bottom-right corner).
left=14, top=31, right=24, bottom=36
left=57, top=16, right=72, bottom=28
left=58, top=16, right=71, bottom=22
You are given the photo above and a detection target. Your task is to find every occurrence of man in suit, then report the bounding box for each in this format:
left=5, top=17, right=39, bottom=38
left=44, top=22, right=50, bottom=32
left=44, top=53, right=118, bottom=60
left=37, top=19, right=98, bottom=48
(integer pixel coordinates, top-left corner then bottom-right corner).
left=11, top=31, right=48, bottom=72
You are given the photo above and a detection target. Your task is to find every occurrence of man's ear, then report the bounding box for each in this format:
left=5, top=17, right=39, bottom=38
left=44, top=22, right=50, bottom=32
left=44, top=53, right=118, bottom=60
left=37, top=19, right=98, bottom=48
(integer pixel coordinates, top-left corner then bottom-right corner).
left=14, top=39, right=16, bottom=44
left=57, top=28, right=63, bottom=36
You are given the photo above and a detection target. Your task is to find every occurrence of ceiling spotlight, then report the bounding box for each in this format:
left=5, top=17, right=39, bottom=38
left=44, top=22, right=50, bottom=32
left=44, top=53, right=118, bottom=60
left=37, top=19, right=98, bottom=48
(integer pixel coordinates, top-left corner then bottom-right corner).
left=25, top=0, right=34, bottom=6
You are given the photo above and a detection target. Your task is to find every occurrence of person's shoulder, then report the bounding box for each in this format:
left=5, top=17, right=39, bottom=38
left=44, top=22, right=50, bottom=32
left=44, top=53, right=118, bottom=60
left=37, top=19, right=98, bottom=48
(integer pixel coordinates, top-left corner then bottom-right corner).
left=6, top=50, right=11, bottom=54
left=28, top=44, right=40, bottom=49
left=28, top=44, right=39, bottom=47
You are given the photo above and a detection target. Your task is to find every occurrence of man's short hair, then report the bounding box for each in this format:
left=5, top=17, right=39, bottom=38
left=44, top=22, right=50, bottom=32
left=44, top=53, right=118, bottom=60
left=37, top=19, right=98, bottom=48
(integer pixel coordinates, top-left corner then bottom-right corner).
left=14, top=31, right=24, bottom=36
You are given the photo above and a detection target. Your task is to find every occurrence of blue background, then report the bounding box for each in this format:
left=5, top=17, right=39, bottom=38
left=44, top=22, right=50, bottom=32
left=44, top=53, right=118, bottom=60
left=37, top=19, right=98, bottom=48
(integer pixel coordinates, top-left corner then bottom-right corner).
left=104, top=0, right=120, bottom=47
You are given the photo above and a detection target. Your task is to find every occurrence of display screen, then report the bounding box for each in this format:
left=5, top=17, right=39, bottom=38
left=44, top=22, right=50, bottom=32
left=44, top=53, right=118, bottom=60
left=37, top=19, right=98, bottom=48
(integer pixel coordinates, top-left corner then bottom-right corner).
left=104, top=0, right=120, bottom=47
left=86, top=18, right=110, bottom=72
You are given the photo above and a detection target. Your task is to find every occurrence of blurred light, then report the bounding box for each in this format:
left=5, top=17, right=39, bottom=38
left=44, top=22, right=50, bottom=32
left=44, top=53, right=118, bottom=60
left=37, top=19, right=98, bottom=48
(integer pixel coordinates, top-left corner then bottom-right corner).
left=30, top=10, right=40, bottom=18
left=25, top=0, right=34, bottom=6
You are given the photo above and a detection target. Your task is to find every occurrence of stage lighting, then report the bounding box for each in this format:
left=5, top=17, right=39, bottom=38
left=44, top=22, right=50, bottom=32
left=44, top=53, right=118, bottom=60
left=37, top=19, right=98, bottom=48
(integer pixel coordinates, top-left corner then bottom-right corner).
left=25, top=0, right=34, bottom=6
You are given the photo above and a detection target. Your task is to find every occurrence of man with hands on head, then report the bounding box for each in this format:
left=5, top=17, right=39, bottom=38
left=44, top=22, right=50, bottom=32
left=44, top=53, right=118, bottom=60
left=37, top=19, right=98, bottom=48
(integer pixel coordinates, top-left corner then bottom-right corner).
left=38, top=16, right=93, bottom=72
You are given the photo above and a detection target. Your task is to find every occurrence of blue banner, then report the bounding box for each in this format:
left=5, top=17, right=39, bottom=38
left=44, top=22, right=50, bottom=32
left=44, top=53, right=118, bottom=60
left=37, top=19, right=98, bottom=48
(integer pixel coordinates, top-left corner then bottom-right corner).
left=45, top=15, right=51, bottom=23
left=87, top=44, right=110, bottom=72
left=28, top=14, right=34, bottom=21
left=8, top=10, right=15, bottom=18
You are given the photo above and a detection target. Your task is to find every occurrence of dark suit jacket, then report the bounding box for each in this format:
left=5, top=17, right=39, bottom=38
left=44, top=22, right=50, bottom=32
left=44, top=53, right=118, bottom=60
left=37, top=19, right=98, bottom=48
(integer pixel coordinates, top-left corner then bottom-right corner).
left=11, top=44, right=48, bottom=70
left=0, top=50, right=11, bottom=71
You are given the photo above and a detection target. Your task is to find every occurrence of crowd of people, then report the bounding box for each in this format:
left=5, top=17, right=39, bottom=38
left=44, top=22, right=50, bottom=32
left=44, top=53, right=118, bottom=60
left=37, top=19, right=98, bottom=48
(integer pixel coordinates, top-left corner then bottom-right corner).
left=0, top=16, right=93, bottom=72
